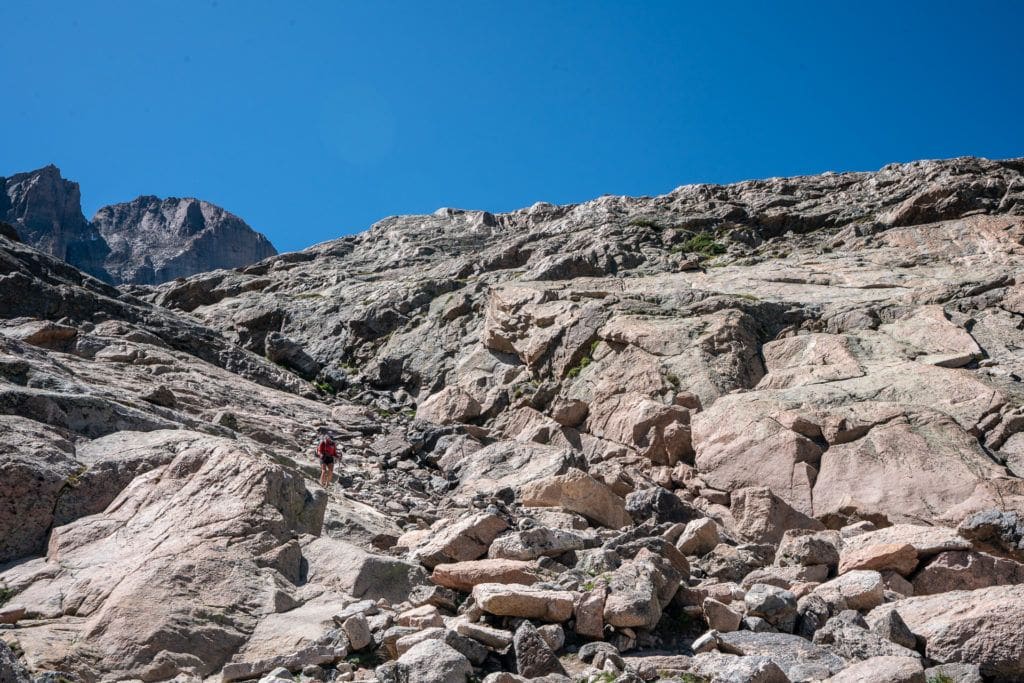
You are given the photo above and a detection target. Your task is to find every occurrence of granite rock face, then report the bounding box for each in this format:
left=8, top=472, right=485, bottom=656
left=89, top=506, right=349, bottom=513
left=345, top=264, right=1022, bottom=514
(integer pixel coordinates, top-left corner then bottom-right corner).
left=1, top=165, right=276, bottom=283
left=3, top=156, right=1024, bottom=682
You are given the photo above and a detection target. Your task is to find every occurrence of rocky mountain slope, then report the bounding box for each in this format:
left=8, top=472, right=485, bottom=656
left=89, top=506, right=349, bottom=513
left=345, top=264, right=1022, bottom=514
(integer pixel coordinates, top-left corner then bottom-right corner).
left=1, top=165, right=277, bottom=284
left=4, top=156, right=1024, bottom=683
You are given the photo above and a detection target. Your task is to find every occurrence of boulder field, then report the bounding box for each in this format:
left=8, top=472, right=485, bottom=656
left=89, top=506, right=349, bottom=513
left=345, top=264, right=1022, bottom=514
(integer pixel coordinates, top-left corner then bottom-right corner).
left=2, top=156, right=1024, bottom=682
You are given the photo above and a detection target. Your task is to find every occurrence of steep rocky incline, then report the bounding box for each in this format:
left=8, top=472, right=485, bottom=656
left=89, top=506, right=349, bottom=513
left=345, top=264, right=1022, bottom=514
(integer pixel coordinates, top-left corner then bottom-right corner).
left=4, top=156, right=1024, bottom=683
left=1, top=165, right=277, bottom=284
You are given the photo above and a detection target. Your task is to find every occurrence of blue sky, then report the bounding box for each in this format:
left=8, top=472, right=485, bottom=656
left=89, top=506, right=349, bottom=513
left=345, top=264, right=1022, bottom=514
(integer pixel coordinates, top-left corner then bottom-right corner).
left=2, top=2, right=1022, bottom=252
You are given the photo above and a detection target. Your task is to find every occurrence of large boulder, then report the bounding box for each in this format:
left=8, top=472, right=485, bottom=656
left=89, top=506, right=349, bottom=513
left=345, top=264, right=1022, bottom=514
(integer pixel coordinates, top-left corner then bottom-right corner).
left=813, top=409, right=1010, bottom=525
left=513, top=621, right=565, bottom=677
left=867, top=584, right=1024, bottom=681
left=0, top=434, right=326, bottom=680
left=520, top=467, right=631, bottom=529
left=431, top=559, right=541, bottom=592
left=824, top=656, right=924, bottom=683
left=731, top=486, right=824, bottom=545
left=911, top=551, right=1024, bottom=595
left=377, top=639, right=473, bottom=683
left=410, top=513, right=508, bottom=568
left=718, top=631, right=846, bottom=681
left=603, top=548, right=682, bottom=629
left=472, top=583, right=575, bottom=622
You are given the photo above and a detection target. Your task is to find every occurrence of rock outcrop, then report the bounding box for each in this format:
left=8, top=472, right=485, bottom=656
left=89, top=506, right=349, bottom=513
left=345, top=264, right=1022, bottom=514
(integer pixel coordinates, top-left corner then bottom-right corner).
left=4, top=156, right=1024, bottom=682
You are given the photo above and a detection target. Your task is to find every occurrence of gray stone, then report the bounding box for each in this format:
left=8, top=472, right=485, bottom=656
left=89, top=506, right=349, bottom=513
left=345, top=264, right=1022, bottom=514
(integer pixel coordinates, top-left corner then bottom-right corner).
left=513, top=621, right=565, bottom=677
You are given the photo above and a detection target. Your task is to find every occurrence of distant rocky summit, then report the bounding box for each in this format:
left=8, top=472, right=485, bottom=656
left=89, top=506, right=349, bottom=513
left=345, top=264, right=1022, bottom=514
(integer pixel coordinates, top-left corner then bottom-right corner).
left=0, top=165, right=109, bottom=279
left=0, top=165, right=277, bottom=284
left=2, top=157, right=1024, bottom=682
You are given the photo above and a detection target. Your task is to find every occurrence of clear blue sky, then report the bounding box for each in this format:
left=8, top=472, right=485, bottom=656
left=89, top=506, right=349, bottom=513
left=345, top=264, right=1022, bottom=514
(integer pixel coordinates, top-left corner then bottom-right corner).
left=3, top=2, right=1022, bottom=252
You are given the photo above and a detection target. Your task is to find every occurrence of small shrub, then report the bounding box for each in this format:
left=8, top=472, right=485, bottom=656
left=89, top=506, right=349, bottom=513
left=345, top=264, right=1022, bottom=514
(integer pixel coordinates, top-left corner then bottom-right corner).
left=0, top=583, right=17, bottom=606
left=566, top=354, right=591, bottom=379
left=680, top=233, right=726, bottom=257
left=628, top=218, right=663, bottom=229
left=314, top=381, right=336, bottom=395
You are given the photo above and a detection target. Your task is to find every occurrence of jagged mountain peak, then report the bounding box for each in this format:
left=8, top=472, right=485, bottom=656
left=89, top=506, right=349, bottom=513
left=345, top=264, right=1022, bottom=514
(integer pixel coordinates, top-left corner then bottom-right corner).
left=0, top=165, right=277, bottom=284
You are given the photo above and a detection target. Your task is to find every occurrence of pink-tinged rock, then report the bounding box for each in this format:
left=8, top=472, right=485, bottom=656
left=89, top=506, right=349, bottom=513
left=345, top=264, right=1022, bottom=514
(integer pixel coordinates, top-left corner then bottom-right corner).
left=431, top=559, right=541, bottom=592
left=841, top=524, right=970, bottom=558
left=520, top=467, right=632, bottom=529
left=410, top=513, right=508, bottom=568
left=812, top=570, right=885, bottom=611
left=730, top=486, right=824, bottom=546
left=880, top=305, right=983, bottom=368
left=703, top=597, right=742, bottom=632
left=911, top=551, right=1024, bottom=595
left=416, top=386, right=482, bottom=425
left=813, top=409, right=1008, bottom=525
left=694, top=396, right=823, bottom=515
left=867, top=585, right=1024, bottom=680
left=758, top=333, right=865, bottom=390
left=574, top=588, right=607, bottom=639
left=586, top=391, right=693, bottom=465
left=471, top=583, right=574, bottom=622
left=838, top=543, right=918, bottom=576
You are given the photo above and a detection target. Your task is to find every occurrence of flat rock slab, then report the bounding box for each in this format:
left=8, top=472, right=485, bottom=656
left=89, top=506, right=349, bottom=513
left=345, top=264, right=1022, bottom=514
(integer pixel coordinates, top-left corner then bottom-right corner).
left=719, top=631, right=846, bottom=682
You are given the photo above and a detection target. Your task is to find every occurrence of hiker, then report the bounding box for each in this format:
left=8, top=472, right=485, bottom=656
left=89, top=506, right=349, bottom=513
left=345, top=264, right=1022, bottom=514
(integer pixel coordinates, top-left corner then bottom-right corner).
left=316, top=434, right=337, bottom=487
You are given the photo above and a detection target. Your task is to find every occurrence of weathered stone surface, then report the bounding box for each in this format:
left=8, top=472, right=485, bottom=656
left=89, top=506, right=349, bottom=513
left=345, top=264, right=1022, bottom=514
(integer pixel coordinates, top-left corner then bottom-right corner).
left=341, top=614, right=372, bottom=651
left=625, top=486, right=702, bottom=525
left=957, top=509, right=1024, bottom=562
left=677, top=517, right=722, bottom=556
left=813, top=619, right=919, bottom=663
left=378, top=640, right=473, bottom=683
left=0, top=436, right=327, bottom=679
left=838, top=543, right=918, bottom=576
left=520, top=467, right=632, bottom=529
left=703, top=597, right=742, bottom=632
left=744, top=584, right=798, bottom=633
left=775, top=530, right=841, bottom=569
left=731, top=486, right=825, bottom=546
left=417, top=386, right=482, bottom=425
left=841, top=525, right=970, bottom=559
left=0, top=416, right=78, bottom=563
left=823, top=656, right=925, bottom=683
left=911, top=550, right=1024, bottom=595
left=603, top=548, right=682, bottom=629
left=431, top=559, right=540, bottom=591
left=455, top=621, right=513, bottom=650
left=411, top=513, right=508, bottom=568
left=487, top=526, right=587, bottom=560
left=867, top=585, right=1024, bottom=680
left=513, top=621, right=565, bottom=677
left=812, top=571, right=885, bottom=611
left=472, top=583, right=574, bottom=622
left=574, top=588, right=607, bottom=639
left=718, top=631, right=846, bottom=681
left=690, top=652, right=790, bottom=683
left=922, top=663, right=983, bottom=683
